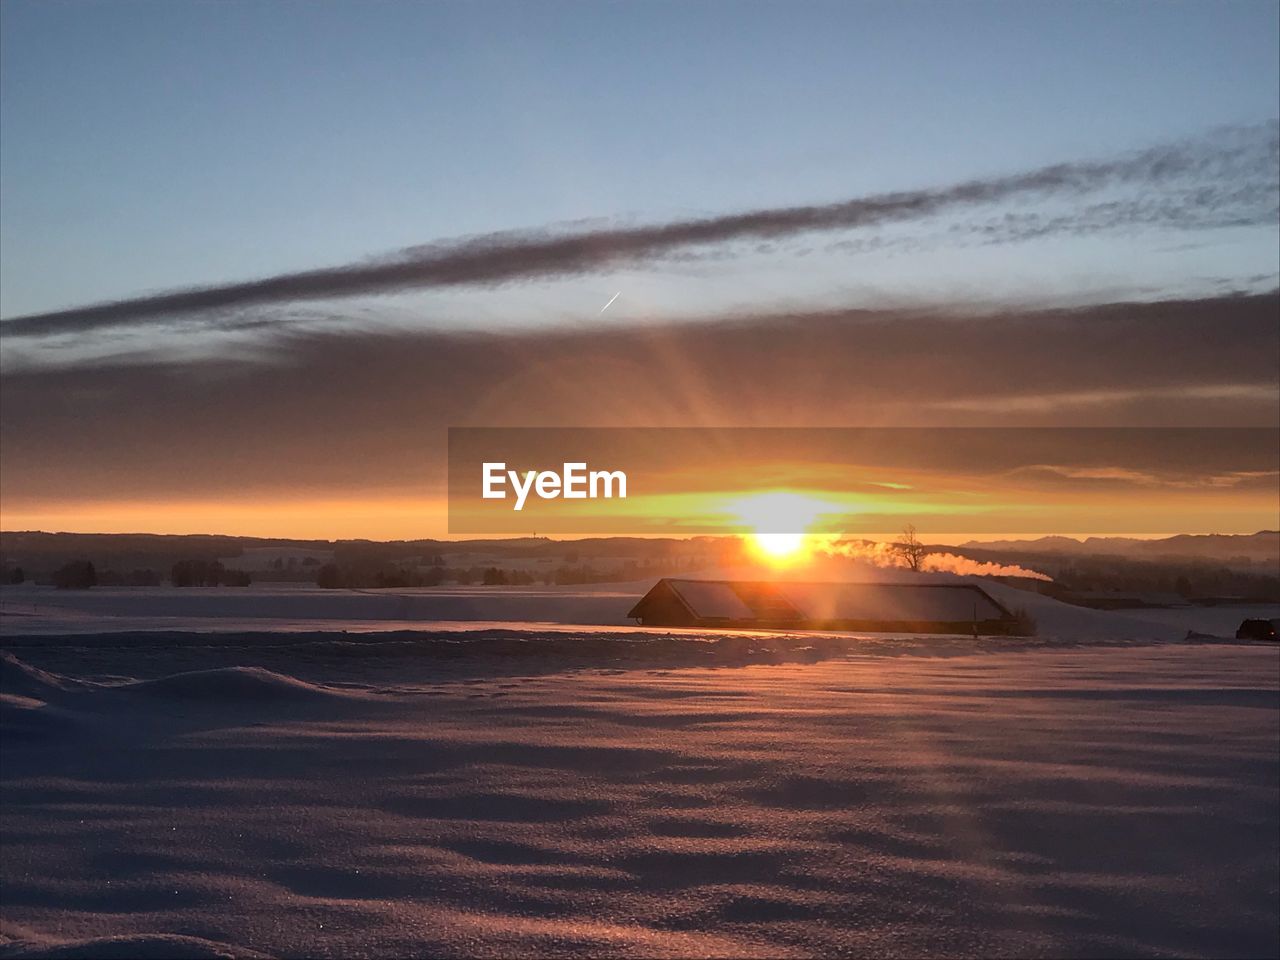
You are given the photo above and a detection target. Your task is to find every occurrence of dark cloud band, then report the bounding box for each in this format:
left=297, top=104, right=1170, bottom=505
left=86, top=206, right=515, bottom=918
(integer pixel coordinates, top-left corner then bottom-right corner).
left=3, top=122, right=1275, bottom=339
left=2, top=292, right=1275, bottom=503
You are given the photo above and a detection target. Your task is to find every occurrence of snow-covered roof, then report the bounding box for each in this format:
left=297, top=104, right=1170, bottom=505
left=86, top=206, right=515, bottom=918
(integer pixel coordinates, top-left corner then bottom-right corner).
left=630, top=578, right=1012, bottom=625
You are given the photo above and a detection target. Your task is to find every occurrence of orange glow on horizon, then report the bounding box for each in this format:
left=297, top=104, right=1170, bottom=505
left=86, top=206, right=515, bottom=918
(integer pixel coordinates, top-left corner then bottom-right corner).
left=0, top=496, right=454, bottom=541
left=1, top=482, right=1273, bottom=543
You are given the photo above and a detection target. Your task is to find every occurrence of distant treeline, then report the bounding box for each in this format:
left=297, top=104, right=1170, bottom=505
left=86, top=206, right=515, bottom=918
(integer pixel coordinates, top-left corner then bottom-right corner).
left=0, top=532, right=259, bottom=580
left=1054, top=558, right=1279, bottom=600
left=989, top=554, right=1280, bottom=602
left=313, top=557, right=708, bottom=589
left=0, top=531, right=731, bottom=583
left=3, top=544, right=725, bottom=590
left=2, top=559, right=252, bottom=588
left=171, top=560, right=252, bottom=587
left=315, top=564, right=529, bottom=588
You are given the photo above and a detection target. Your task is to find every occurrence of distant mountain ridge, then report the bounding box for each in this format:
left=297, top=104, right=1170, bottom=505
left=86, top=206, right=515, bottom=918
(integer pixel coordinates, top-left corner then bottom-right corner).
left=960, top=531, right=1278, bottom=562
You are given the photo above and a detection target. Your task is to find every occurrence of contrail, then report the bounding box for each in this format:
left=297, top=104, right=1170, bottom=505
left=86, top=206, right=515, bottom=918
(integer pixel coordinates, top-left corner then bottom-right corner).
left=599, top=291, right=621, bottom=314
left=2, top=122, right=1274, bottom=339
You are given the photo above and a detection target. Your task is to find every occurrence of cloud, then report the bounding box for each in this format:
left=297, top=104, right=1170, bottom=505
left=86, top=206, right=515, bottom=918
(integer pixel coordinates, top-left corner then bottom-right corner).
left=1011, top=464, right=1280, bottom=490
left=3, top=122, right=1275, bottom=339
left=1, top=292, right=1275, bottom=506
left=1204, top=470, right=1280, bottom=488
left=1017, top=465, right=1166, bottom=484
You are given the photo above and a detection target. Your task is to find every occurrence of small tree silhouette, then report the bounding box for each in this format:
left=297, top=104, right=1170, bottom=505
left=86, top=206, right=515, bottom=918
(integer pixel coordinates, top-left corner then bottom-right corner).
left=315, top=563, right=343, bottom=589
left=53, top=560, right=97, bottom=589
left=892, top=524, right=927, bottom=572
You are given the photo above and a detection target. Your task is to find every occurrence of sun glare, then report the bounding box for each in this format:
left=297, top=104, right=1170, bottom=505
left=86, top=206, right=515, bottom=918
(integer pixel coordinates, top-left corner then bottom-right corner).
left=729, top=491, right=837, bottom=565
left=751, top=531, right=807, bottom=559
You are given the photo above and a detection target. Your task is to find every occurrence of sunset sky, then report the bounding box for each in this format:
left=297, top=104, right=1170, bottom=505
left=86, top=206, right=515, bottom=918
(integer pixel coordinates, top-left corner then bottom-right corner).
left=1, top=1, right=1277, bottom=539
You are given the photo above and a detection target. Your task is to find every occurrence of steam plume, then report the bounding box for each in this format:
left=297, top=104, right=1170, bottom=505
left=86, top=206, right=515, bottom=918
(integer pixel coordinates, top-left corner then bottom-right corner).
left=816, top=538, right=1053, bottom=581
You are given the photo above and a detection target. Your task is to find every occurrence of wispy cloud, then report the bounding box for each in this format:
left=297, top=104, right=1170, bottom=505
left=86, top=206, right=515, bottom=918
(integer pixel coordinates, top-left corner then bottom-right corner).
left=3, top=122, right=1275, bottom=339
left=1010, top=464, right=1280, bottom=490
left=1018, top=465, right=1166, bottom=484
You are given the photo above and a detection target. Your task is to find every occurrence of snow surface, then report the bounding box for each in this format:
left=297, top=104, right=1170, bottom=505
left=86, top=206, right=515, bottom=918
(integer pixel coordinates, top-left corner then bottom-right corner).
left=2, top=571, right=1277, bottom=957
left=2, top=636, right=1278, bottom=958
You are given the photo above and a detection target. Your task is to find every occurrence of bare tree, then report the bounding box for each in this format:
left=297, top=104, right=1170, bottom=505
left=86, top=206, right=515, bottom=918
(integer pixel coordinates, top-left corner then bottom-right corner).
left=893, top=524, right=927, bottom=572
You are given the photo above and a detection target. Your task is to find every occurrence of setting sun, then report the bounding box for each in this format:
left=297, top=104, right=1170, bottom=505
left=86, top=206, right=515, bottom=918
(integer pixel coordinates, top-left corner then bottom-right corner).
left=749, top=531, right=808, bottom=560
left=728, top=491, right=839, bottom=564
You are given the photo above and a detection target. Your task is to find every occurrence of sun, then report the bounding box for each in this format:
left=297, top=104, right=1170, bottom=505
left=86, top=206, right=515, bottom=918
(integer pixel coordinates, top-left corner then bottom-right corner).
left=750, top=531, right=807, bottom=559
left=728, top=491, right=837, bottom=565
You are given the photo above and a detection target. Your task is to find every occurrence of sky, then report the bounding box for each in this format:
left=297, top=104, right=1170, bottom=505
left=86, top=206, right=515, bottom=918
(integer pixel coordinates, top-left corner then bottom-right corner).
left=0, top=0, right=1277, bottom=538
left=2, top=0, right=1277, bottom=321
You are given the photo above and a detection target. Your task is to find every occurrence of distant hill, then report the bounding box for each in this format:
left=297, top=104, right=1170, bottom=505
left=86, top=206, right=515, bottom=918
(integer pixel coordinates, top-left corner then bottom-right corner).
left=960, top=531, right=1278, bottom=563
left=0, top=530, right=723, bottom=582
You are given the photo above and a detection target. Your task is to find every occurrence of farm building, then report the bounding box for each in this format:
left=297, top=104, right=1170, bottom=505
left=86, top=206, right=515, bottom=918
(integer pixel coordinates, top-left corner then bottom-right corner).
left=627, top=578, right=1023, bottom=635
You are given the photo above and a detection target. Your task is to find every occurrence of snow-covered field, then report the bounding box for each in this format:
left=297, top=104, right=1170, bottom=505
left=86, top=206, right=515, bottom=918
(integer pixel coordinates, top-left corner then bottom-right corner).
left=3, top=579, right=1275, bottom=641
left=2, top=582, right=1277, bottom=958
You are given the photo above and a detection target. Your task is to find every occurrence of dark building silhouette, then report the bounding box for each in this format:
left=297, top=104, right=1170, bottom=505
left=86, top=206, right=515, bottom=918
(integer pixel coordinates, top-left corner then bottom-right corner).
left=628, top=578, right=1021, bottom=634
